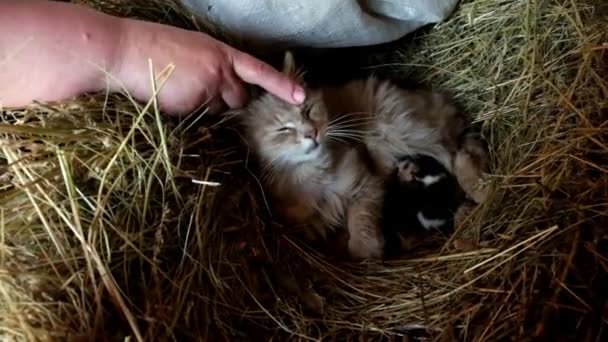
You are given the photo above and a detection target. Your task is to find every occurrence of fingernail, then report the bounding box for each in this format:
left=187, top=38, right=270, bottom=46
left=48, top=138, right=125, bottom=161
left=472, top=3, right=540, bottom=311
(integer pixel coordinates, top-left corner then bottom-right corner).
left=293, top=86, right=305, bottom=103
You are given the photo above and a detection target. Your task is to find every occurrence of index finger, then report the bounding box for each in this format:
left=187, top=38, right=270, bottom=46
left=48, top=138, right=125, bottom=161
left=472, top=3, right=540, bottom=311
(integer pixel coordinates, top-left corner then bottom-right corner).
left=230, top=50, right=305, bottom=105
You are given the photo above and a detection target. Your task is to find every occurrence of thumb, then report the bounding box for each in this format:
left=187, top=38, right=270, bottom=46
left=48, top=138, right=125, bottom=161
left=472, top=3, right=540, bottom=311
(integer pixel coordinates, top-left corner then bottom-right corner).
left=221, top=73, right=249, bottom=109
left=230, top=50, right=305, bottom=105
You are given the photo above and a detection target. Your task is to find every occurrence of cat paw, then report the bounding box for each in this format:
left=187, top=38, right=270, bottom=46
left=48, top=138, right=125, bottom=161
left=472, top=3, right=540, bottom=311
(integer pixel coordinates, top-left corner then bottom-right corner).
left=296, top=219, right=329, bottom=244
left=454, top=200, right=478, bottom=228
left=455, top=153, right=489, bottom=203
left=455, top=133, right=490, bottom=203
left=397, top=232, right=419, bottom=252
left=468, top=179, right=489, bottom=204
left=347, top=233, right=385, bottom=261
left=276, top=272, right=325, bottom=314
left=301, top=289, right=325, bottom=314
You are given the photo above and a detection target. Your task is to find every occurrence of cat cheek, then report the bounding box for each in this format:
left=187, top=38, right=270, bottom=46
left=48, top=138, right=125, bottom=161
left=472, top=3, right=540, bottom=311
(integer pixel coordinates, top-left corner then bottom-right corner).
left=271, top=135, right=286, bottom=146
left=286, top=136, right=300, bottom=149
left=316, top=127, right=327, bottom=140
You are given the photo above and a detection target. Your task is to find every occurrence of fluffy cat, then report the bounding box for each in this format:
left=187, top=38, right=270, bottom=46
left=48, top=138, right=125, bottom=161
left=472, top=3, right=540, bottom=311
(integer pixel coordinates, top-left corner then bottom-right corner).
left=235, top=52, right=488, bottom=260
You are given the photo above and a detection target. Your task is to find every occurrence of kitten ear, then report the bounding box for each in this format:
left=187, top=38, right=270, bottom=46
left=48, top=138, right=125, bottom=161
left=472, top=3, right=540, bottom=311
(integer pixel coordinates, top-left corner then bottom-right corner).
left=281, top=51, right=296, bottom=75
left=281, top=51, right=305, bottom=82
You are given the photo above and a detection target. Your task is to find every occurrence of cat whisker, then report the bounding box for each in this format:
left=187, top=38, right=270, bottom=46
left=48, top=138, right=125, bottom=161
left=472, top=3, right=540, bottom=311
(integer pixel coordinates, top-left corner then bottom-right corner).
left=328, top=123, right=370, bottom=131
left=328, top=117, right=375, bottom=127
left=328, top=128, right=366, bottom=134
left=326, top=112, right=360, bottom=125
left=327, top=136, right=351, bottom=145
left=328, top=120, right=374, bottom=131
left=326, top=112, right=374, bottom=126
left=329, top=117, right=374, bottom=126
left=263, top=168, right=281, bottom=184
left=327, top=123, right=368, bottom=131
left=260, top=158, right=278, bottom=173
left=260, top=158, right=283, bottom=182
left=328, top=135, right=365, bottom=141
left=328, top=133, right=364, bottom=139
left=330, top=111, right=374, bottom=119
left=327, top=130, right=366, bottom=138
left=333, top=113, right=374, bottom=121
left=327, top=133, right=364, bottom=142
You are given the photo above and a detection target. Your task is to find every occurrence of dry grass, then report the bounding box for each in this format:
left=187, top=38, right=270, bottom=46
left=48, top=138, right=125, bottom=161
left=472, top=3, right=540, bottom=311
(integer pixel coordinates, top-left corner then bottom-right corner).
left=1, top=0, right=607, bottom=341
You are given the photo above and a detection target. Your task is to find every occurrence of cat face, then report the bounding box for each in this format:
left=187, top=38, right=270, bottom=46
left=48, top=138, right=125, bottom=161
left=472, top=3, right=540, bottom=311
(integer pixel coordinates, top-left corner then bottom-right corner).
left=244, top=91, right=330, bottom=165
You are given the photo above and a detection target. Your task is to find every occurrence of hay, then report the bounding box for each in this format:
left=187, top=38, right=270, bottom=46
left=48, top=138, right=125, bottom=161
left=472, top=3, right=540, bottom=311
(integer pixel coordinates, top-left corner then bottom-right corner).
left=1, top=0, right=607, bottom=341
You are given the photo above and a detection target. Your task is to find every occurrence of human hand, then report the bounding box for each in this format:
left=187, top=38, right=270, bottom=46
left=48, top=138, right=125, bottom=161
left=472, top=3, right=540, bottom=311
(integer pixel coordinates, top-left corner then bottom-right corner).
left=113, top=18, right=305, bottom=115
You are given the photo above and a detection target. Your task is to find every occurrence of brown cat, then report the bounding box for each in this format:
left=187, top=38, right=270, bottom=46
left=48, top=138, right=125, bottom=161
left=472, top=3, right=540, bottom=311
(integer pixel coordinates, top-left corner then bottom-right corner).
left=234, top=52, right=488, bottom=260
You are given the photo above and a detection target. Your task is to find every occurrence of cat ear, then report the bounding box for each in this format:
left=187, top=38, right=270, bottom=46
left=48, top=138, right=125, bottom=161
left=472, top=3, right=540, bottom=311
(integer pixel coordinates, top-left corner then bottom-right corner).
left=281, top=51, right=305, bottom=82
left=281, top=51, right=296, bottom=75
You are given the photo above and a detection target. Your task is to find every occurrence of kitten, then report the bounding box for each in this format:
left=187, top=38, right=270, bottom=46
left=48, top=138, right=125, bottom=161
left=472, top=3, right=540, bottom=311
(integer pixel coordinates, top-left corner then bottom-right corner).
left=235, top=52, right=488, bottom=260
left=382, top=154, right=467, bottom=258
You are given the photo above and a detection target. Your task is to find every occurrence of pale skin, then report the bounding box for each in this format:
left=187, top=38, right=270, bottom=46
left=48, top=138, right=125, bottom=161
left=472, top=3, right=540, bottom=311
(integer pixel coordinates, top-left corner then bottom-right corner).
left=0, top=0, right=305, bottom=116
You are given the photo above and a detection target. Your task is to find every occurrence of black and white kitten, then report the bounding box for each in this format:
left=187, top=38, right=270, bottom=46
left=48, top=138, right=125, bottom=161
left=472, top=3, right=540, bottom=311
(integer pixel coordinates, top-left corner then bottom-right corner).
left=382, top=154, right=467, bottom=257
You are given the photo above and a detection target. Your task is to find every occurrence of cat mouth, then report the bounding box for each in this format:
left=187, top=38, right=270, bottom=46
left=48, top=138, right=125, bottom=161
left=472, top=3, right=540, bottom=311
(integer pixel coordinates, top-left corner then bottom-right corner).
left=305, top=141, right=320, bottom=154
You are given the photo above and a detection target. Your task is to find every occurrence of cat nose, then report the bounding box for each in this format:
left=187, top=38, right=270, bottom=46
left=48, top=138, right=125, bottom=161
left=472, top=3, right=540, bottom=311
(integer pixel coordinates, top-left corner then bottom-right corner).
left=304, top=128, right=318, bottom=140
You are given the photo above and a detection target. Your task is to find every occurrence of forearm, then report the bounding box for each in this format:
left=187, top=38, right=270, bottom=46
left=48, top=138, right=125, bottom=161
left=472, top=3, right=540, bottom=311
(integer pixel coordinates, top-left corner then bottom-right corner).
left=0, top=0, right=123, bottom=107
left=0, top=0, right=304, bottom=114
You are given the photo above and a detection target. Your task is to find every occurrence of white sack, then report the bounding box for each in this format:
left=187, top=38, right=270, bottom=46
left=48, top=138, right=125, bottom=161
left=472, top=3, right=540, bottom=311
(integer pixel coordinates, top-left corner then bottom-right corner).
left=179, top=0, right=459, bottom=48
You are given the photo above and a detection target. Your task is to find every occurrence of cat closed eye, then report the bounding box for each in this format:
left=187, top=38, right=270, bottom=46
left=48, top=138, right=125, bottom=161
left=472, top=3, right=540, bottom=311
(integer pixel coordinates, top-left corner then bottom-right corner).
left=277, top=127, right=295, bottom=132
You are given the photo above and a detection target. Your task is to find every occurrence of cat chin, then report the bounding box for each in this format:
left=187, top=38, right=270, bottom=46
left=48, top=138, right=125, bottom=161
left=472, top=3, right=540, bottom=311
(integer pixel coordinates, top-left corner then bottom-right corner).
left=280, top=146, right=324, bottom=164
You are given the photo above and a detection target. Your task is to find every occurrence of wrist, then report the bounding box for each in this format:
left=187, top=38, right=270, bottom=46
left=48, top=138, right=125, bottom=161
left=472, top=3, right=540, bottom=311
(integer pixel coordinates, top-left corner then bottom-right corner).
left=106, top=17, right=164, bottom=99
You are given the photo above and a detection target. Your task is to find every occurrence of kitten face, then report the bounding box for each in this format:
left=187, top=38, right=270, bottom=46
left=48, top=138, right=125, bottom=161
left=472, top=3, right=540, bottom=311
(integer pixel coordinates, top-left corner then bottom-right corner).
left=244, top=91, right=330, bottom=165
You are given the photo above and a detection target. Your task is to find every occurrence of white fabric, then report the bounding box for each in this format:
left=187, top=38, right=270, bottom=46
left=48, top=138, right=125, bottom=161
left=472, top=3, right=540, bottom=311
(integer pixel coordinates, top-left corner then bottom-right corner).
left=179, top=0, right=459, bottom=48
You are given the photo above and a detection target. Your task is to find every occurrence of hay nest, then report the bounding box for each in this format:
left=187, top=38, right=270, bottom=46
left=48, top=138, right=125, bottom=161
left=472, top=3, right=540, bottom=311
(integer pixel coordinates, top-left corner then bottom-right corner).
left=1, top=0, right=607, bottom=340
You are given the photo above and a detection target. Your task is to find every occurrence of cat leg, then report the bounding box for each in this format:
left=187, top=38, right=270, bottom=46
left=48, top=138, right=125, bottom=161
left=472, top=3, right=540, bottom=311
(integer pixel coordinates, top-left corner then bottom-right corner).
left=399, top=130, right=489, bottom=204
left=282, top=203, right=328, bottom=242
left=422, top=96, right=489, bottom=203
left=346, top=183, right=385, bottom=260
left=453, top=130, right=490, bottom=203
left=402, top=91, right=490, bottom=202
left=408, top=115, right=489, bottom=203
left=417, top=141, right=488, bottom=204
